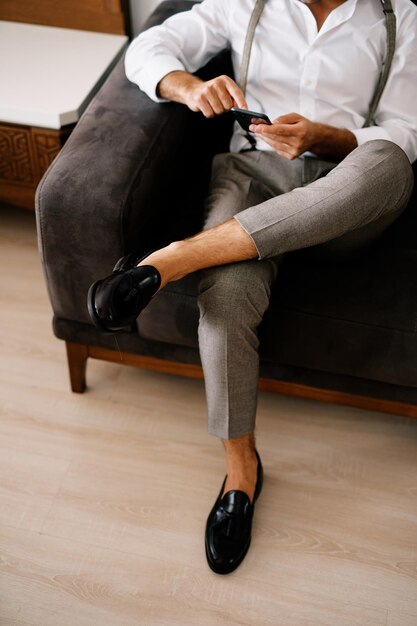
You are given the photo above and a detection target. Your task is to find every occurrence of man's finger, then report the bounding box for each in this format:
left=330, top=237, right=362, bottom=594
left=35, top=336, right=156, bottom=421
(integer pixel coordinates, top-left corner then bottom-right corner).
left=207, top=89, right=227, bottom=115
left=217, top=88, right=234, bottom=111
left=277, top=112, right=303, bottom=124
left=256, top=133, right=286, bottom=150
left=256, top=134, right=298, bottom=159
left=275, top=149, right=298, bottom=160
left=250, top=123, right=296, bottom=138
left=198, top=99, right=216, bottom=118
left=225, top=78, right=248, bottom=110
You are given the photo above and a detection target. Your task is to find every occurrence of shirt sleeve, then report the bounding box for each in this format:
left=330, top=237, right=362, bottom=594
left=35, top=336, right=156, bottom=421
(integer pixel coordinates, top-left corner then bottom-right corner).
left=125, top=0, right=231, bottom=103
left=351, top=8, right=417, bottom=163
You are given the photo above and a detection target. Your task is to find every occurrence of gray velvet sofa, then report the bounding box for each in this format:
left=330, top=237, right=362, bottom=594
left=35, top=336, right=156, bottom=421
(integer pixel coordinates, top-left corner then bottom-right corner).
left=36, top=0, right=417, bottom=419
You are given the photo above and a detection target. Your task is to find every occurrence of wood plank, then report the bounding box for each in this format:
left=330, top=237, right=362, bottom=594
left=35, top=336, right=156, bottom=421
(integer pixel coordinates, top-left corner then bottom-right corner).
left=0, top=524, right=391, bottom=626
left=0, top=447, right=70, bottom=533
left=387, top=611, right=417, bottom=626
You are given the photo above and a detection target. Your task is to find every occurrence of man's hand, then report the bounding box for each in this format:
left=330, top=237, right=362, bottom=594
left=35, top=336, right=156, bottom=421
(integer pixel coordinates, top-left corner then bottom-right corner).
left=249, top=112, right=357, bottom=161
left=157, top=71, right=247, bottom=117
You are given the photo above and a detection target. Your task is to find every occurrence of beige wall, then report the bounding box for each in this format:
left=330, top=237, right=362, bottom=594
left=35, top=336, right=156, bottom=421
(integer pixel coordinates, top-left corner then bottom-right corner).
left=130, top=0, right=194, bottom=36
left=130, top=0, right=157, bottom=34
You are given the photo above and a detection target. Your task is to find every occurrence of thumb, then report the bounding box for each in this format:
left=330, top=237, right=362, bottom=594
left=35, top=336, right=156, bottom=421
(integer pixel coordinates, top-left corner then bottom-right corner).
left=277, top=112, right=302, bottom=124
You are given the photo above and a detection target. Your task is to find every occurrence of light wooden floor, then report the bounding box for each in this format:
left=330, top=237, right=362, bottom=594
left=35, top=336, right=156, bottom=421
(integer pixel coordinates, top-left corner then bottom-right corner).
left=1, top=204, right=417, bottom=626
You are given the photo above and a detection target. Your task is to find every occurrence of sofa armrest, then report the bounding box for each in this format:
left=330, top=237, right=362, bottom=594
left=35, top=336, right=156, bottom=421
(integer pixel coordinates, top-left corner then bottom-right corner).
left=36, top=0, right=233, bottom=325
left=382, top=160, right=417, bottom=249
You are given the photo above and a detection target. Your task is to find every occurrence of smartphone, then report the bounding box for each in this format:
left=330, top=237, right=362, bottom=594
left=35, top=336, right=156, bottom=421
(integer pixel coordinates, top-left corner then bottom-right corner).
left=230, top=107, right=272, bottom=131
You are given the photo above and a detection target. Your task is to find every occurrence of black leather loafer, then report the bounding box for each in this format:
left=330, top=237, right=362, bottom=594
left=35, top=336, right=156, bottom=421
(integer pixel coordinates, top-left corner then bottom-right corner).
left=205, top=450, right=263, bottom=575
left=87, top=254, right=161, bottom=333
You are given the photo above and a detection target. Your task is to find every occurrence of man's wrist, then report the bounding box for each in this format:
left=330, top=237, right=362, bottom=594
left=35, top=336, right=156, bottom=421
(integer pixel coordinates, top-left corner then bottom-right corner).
left=157, top=71, right=203, bottom=104
left=310, top=123, right=358, bottom=160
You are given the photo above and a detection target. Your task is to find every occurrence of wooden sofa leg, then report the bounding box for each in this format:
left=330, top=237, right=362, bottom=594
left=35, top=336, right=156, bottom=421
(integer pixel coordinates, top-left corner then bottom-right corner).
left=65, top=341, right=88, bottom=393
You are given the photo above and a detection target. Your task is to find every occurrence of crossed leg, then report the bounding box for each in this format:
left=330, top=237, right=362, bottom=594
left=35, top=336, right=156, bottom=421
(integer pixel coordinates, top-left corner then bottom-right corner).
left=141, top=140, right=413, bottom=285
left=136, top=140, right=413, bottom=500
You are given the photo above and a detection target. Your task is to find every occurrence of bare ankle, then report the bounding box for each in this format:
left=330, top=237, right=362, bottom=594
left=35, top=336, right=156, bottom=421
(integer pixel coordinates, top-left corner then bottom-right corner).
left=136, top=241, right=185, bottom=287
left=135, top=219, right=257, bottom=288
left=221, top=434, right=258, bottom=502
left=223, top=433, right=256, bottom=458
left=223, top=434, right=257, bottom=477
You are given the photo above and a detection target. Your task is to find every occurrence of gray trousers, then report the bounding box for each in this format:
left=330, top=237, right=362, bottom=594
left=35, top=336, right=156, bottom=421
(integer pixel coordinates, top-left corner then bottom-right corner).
left=197, top=140, right=414, bottom=440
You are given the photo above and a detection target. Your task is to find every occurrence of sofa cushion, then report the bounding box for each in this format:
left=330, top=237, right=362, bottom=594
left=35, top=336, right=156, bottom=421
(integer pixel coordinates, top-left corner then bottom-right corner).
left=137, top=247, right=417, bottom=388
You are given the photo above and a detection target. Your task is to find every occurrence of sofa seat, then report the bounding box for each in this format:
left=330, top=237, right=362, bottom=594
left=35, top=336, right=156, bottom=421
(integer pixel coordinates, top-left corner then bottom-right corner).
left=138, top=246, right=417, bottom=389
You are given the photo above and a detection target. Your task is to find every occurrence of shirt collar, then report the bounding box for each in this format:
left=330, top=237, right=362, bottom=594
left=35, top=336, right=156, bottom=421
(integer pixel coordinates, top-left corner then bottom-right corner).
left=289, top=0, right=358, bottom=41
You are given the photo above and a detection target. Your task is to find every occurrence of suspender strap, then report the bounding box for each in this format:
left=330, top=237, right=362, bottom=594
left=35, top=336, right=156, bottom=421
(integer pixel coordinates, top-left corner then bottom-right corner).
left=239, top=0, right=396, bottom=130
left=239, top=0, right=267, bottom=94
left=362, top=0, right=396, bottom=127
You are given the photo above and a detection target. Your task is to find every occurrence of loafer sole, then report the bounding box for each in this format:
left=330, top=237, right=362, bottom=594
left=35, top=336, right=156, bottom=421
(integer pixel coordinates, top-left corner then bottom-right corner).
left=87, top=279, right=116, bottom=334
left=87, top=263, right=161, bottom=333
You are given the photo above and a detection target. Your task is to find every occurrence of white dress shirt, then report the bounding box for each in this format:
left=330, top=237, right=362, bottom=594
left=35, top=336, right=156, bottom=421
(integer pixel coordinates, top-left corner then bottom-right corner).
left=125, top=0, right=417, bottom=162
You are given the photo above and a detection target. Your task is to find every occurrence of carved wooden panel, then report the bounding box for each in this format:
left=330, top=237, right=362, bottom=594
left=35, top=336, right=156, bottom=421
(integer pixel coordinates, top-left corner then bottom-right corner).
left=32, top=130, right=65, bottom=177
left=0, top=122, right=74, bottom=210
left=0, top=125, right=35, bottom=185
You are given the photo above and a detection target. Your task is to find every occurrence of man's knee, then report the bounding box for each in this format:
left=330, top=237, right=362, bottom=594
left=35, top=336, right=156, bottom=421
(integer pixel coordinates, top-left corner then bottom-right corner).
left=340, top=139, right=414, bottom=211
left=197, top=260, right=278, bottom=325
left=354, top=140, right=413, bottom=186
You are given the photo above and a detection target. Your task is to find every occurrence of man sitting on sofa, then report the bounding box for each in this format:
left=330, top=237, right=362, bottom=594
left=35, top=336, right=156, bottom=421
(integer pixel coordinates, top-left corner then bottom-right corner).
left=88, top=0, right=417, bottom=574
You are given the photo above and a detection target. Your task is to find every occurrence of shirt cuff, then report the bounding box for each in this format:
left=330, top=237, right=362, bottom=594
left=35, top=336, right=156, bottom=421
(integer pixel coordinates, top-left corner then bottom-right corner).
left=351, top=125, right=392, bottom=147
left=138, top=55, right=186, bottom=103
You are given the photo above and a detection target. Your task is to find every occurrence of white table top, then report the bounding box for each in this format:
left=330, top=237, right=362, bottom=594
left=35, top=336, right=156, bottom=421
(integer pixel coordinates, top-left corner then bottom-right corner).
left=0, top=21, right=128, bottom=129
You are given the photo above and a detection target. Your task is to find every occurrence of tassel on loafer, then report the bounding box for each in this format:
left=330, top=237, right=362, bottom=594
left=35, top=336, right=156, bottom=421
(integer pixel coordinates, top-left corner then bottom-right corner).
left=87, top=253, right=161, bottom=333
left=112, top=251, right=151, bottom=273
left=205, top=450, right=263, bottom=575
